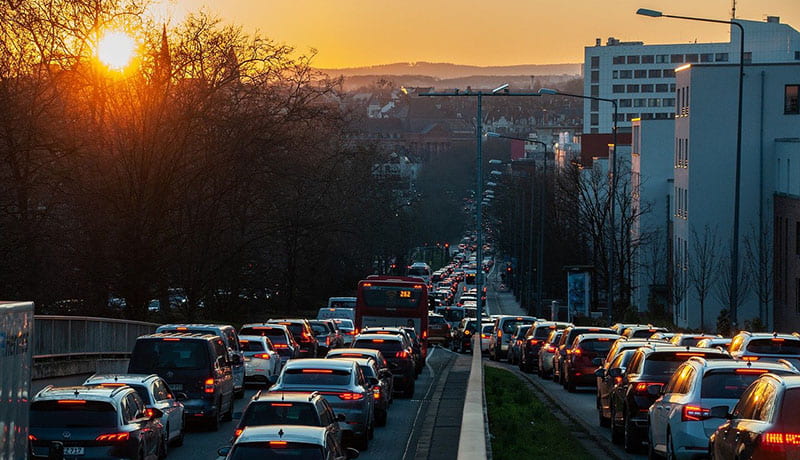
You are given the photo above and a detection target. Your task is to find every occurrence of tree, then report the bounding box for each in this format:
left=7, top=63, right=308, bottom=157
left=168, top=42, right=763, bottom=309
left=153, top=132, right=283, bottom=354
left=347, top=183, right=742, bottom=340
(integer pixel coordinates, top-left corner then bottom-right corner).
left=744, top=224, right=773, bottom=327
left=689, top=225, right=720, bottom=331
left=714, top=247, right=750, bottom=332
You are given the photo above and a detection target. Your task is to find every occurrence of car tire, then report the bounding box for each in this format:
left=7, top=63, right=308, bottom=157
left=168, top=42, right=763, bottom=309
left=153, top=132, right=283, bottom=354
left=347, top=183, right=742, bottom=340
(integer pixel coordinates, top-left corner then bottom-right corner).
left=598, top=397, right=611, bottom=428
left=610, top=406, right=623, bottom=445
left=624, top=412, right=641, bottom=453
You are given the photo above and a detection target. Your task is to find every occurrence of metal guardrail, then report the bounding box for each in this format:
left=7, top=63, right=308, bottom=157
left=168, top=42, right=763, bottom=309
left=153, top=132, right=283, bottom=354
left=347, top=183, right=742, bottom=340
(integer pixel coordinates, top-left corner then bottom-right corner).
left=33, top=315, right=159, bottom=359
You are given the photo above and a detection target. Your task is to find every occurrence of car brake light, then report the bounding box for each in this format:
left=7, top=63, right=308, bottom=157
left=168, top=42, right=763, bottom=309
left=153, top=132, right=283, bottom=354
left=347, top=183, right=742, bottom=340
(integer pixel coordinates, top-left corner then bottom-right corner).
left=233, top=428, right=243, bottom=438
left=273, top=344, right=288, bottom=349
left=57, top=400, right=85, bottom=404
left=271, top=403, right=293, bottom=407
left=253, top=353, right=271, bottom=359
left=464, top=330, right=471, bottom=335
left=497, top=330, right=503, bottom=338
left=163, top=338, right=180, bottom=341
left=422, top=330, right=427, bottom=338
left=100, top=383, right=126, bottom=387
left=735, top=368, right=769, bottom=374
left=28, top=434, right=37, bottom=441
left=145, top=408, right=156, bottom=418
left=545, top=345, right=556, bottom=353
left=96, top=433, right=130, bottom=442
left=176, top=327, right=188, bottom=331
left=373, top=339, right=385, bottom=343
left=528, top=339, right=540, bottom=345
left=396, top=351, right=409, bottom=358
left=338, top=392, right=365, bottom=401
left=302, top=369, right=333, bottom=373
left=269, top=441, right=288, bottom=447
left=481, top=334, right=489, bottom=339
left=762, top=432, right=800, bottom=447
left=676, top=353, right=704, bottom=357
left=204, top=378, right=215, bottom=393
left=633, top=382, right=659, bottom=395
left=742, top=356, right=759, bottom=361
left=373, top=387, right=381, bottom=399
left=682, top=405, right=711, bottom=421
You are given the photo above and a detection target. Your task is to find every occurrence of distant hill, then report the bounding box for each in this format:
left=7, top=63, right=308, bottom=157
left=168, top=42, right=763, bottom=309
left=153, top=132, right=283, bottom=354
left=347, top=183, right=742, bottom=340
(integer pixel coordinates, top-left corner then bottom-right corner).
left=318, top=62, right=582, bottom=79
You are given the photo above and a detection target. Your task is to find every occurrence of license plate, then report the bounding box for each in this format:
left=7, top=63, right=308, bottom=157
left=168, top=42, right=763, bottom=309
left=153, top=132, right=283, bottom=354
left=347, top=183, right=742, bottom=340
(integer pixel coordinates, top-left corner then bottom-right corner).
left=64, top=447, right=84, bottom=456
left=170, top=384, right=183, bottom=391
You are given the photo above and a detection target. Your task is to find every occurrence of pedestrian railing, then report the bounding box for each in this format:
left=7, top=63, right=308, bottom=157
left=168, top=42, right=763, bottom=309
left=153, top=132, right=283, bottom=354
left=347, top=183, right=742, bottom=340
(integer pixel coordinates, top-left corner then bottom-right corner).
left=33, top=315, right=159, bottom=359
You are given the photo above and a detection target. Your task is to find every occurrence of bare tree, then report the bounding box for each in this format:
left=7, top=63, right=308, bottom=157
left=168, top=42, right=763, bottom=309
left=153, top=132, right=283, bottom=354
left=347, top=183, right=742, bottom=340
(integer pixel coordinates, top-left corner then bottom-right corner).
left=714, top=246, right=750, bottom=331
left=744, top=224, right=773, bottom=327
left=689, top=225, right=720, bottom=331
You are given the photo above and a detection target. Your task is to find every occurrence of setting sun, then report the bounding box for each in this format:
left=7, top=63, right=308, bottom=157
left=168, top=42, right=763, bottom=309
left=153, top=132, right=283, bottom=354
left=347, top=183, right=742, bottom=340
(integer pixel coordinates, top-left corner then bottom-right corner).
left=97, top=31, right=136, bottom=71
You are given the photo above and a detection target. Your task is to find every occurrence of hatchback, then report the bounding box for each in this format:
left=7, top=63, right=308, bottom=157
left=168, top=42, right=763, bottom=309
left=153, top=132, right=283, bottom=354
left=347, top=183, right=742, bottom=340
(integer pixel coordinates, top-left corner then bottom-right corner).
left=562, top=333, right=620, bottom=392
left=309, top=319, right=344, bottom=355
left=29, top=385, right=166, bottom=460
left=519, top=321, right=571, bottom=373
left=353, top=334, right=416, bottom=397
left=232, top=391, right=343, bottom=444
left=553, top=326, right=615, bottom=385
left=239, top=323, right=301, bottom=366
left=649, top=358, right=799, bottom=459
left=333, top=357, right=392, bottom=426
left=729, top=332, right=800, bottom=367
left=538, top=329, right=563, bottom=379
left=507, top=324, right=532, bottom=366
left=239, top=335, right=282, bottom=384
left=427, top=313, right=451, bottom=347
left=218, top=425, right=358, bottom=460
left=488, top=315, right=537, bottom=361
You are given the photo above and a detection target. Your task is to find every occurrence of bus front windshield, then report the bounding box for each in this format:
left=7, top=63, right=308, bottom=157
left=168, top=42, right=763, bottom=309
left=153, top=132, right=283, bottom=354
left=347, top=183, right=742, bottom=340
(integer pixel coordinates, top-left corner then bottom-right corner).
left=361, top=285, right=423, bottom=309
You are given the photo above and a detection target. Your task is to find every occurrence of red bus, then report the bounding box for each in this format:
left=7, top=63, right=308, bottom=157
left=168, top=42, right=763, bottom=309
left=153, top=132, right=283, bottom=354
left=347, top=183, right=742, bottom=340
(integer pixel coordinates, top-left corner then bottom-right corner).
left=355, top=275, right=429, bottom=357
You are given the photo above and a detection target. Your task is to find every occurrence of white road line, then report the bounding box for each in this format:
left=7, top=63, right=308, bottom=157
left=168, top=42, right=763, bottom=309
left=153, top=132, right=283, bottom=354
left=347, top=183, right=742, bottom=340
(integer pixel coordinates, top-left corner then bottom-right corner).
left=401, top=346, right=439, bottom=459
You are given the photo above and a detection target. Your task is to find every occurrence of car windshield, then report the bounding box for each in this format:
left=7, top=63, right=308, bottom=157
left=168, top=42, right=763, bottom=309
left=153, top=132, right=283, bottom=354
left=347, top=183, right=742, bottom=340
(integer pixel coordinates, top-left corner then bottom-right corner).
left=334, top=320, right=354, bottom=329
left=534, top=327, right=555, bottom=339
left=579, top=339, right=614, bottom=354
left=274, top=323, right=304, bottom=338
left=438, top=309, right=464, bottom=323
left=309, top=323, right=329, bottom=335
left=678, top=337, right=710, bottom=347
left=30, top=400, right=118, bottom=427
left=240, top=402, right=320, bottom=427
left=643, top=352, right=728, bottom=375
left=361, top=285, right=424, bottom=309
left=353, top=339, right=403, bottom=354
left=282, top=368, right=351, bottom=386
left=229, top=443, right=324, bottom=460
left=701, top=370, right=794, bottom=399
left=239, top=327, right=288, bottom=344
left=240, top=341, right=265, bottom=352
left=429, top=316, right=446, bottom=325
left=746, top=339, right=800, bottom=355
left=130, top=339, right=209, bottom=370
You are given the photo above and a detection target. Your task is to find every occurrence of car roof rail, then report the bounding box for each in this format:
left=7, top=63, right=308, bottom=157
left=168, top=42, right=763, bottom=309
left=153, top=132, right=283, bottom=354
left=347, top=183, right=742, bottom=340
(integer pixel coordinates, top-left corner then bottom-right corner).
left=776, top=359, right=799, bottom=372
left=308, top=391, right=320, bottom=401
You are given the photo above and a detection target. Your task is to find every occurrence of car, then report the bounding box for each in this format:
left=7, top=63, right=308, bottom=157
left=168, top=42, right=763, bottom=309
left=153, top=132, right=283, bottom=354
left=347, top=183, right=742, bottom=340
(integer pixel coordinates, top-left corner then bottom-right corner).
left=435, top=306, right=466, bottom=329
left=696, top=337, right=733, bottom=352
left=333, top=319, right=357, bottom=345
left=648, top=358, right=799, bottom=459
left=269, top=359, right=376, bottom=450
left=480, top=323, right=495, bottom=352
left=83, top=373, right=186, bottom=449
left=325, top=348, right=390, bottom=379
left=728, top=331, right=800, bottom=367
left=621, top=325, right=669, bottom=339
left=519, top=321, right=571, bottom=373
left=318, top=307, right=356, bottom=322
left=668, top=333, right=722, bottom=347
left=361, top=327, right=422, bottom=376
left=267, top=319, right=319, bottom=358
left=353, top=333, right=416, bottom=398
left=649, top=332, right=678, bottom=342
left=332, top=357, right=392, bottom=426
left=239, top=335, right=282, bottom=384
left=488, top=315, right=537, bottom=361
left=708, top=373, right=800, bottom=460
left=538, top=329, right=564, bottom=379
left=232, top=391, right=343, bottom=444
left=239, top=323, right=301, bottom=366
left=155, top=324, right=246, bottom=399
left=29, top=385, right=166, bottom=460
left=452, top=318, right=480, bottom=353
left=218, top=425, right=358, bottom=460
left=608, top=345, right=731, bottom=453
left=562, top=333, right=620, bottom=392
left=610, top=323, right=646, bottom=335
left=128, top=332, right=235, bottom=431
left=553, top=326, right=616, bottom=385
left=309, top=319, right=345, bottom=355
left=506, top=324, right=532, bottom=366
left=595, top=348, right=638, bottom=428
left=427, top=313, right=451, bottom=347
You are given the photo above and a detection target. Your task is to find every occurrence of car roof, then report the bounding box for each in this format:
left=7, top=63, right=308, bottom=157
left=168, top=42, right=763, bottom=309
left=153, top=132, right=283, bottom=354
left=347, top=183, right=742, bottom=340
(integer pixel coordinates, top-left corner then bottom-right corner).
left=236, top=425, right=327, bottom=445
left=35, top=385, right=131, bottom=402
left=268, top=319, right=308, bottom=325
left=327, top=348, right=383, bottom=357
left=239, top=335, right=271, bottom=342
left=576, top=333, right=621, bottom=341
left=328, top=357, right=375, bottom=367
left=640, top=345, right=728, bottom=355
left=767, top=374, right=800, bottom=388
left=157, top=323, right=233, bottom=330
left=242, top=323, right=289, bottom=331
left=686, top=357, right=797, bottom=372
left=252, top=391, right=323, bottom=403
left=283, top=359, right=355, bottom=371
left=738, top=332, right=800, bottom=340
left=84, top=374, right=160, bottom=386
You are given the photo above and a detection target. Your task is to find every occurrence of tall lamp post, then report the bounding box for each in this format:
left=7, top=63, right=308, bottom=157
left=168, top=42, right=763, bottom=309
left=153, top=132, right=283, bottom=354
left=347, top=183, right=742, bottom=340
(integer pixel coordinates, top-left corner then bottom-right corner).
left=488, top=132, right=551, bottom=316
left=538, top=88, right=618, bottom=321
left=420, top=86, right=541, bottom=322
left=636, top=8, right=745, bottom=328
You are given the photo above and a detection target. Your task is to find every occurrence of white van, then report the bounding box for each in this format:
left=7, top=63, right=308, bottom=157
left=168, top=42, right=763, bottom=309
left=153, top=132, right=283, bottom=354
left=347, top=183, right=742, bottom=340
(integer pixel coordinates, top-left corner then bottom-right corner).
left=327, top=296, right=356, bottom=308
left=317, top=307, right=355, bottom=322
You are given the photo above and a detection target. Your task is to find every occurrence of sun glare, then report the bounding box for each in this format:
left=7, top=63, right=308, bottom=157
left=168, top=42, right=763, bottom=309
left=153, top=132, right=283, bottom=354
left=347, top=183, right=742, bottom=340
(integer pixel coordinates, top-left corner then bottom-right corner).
left=97, top=31, right=137, bottom=71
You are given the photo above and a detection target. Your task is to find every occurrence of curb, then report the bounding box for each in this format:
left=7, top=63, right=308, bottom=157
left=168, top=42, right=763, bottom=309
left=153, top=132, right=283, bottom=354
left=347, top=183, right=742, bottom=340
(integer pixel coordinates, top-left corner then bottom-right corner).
left=456, top=335, right=489, bottom=460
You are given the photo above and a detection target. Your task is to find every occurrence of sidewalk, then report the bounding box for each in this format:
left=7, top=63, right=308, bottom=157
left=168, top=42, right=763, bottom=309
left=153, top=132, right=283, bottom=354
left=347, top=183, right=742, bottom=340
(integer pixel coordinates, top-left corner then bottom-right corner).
left=486, top=272, right=528, bottom=317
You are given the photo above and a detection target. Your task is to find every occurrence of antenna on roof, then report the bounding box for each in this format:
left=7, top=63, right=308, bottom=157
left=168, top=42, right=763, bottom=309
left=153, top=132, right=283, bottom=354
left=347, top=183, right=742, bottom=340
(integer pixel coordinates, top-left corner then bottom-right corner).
left=278, top=428, right=284, bottom=438
left=746, top=360, right=752, bottom=368
left=74, top=389, right=80, bottom=396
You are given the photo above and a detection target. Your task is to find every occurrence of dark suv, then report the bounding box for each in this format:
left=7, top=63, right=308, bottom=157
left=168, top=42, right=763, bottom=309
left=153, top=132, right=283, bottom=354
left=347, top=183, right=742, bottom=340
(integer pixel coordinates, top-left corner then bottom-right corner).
left=353, top=333, right=416, bottom=397
left=128, top=332, right=235, bottom=430
left=608, top=345, right=731, bottom=452
left=29, top=385, right=166, bottom=459
left=267, top=319, right=319, bottom=358
left=519, top=321, right=571, bottom=373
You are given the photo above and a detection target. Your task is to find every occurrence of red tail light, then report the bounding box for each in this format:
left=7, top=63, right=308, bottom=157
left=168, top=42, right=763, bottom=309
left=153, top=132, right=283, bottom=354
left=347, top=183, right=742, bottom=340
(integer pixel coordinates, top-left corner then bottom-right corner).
left=145, top=408, right=156, bottom=418
left=373, top=387, right=381, bottom=399
left=269, top=441, right=288, bottom=447
left=633, top=382, right=660, bottom=396
left=761, top=432, right=800, bottom=449
left=682, top=405, right=711, bottom=421
left=233, top=428, right=243, bottom=438
left=528, top=339, right=540, bottom=345
left=395, top=351, right=409, bottom=359
left=253, top=353, right=271, bottom=359
left=28, top=434, right=37, bottom=441
left=544, top=345, right=556, bottom=353
left=301, top=332, right=313, bottom=342
left=338, top=392, right=365, bottom=401
left=204, top=378, right=215, bottom=393
left=273, top=343, right=289, bottom=349
left=497, top=330, right=503, bottom=338
left=96, top=433, right=130, bottom=442
left=481, top=334, right=489, bottom=339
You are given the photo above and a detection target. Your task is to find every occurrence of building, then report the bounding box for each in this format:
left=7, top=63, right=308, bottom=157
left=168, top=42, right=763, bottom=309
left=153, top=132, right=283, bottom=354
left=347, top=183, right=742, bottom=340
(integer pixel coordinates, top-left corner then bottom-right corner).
left=673, top=62, right=800, bottom=331
left=584, top=17, right=800, bottom=134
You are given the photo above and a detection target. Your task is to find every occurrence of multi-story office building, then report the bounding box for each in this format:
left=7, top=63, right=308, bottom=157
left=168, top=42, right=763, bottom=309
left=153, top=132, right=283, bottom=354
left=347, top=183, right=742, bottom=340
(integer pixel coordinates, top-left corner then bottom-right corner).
left=584, top=17, right=800, bottom=134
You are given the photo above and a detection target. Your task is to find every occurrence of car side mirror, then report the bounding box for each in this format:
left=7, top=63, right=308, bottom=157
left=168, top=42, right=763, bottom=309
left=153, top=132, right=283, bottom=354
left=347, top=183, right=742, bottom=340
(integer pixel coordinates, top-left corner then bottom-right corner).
left=592, top=357, right=603, bottom=366
left=175, top=392, right=188, bottom=401
left=336, top=413, right=346, bottom=422
left=709, top=405, right=731, bottom=419
left=594, top=368, right=606, bottom=378
left=346, top=447, right=360, bottom=459
left=647, top=384, right=664, bottom=397
left=608, top=368, right=623, bottom=378
left=217, top=446, right=231, bottom=457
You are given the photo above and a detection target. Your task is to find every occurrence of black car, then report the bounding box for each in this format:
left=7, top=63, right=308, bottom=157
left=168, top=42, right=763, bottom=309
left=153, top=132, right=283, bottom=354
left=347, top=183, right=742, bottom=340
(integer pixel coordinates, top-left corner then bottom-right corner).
left=353, top=334, right=416, bottom=397
left=267, top=319, right=319, bottom=358
left=309, top=319, right=344, bottom=355
left=519, top=322, right=570, bottom=373
left=453, top=318, right=480, bottom=353
left=232, top=391, right=343, bottom=443
left=128, top=332, right=236, bottom=431
left=553, top=326, right=615, bottom=385
left=607, top=345, right=730, bottom=452
left=29, top=385, right=166, bottom=459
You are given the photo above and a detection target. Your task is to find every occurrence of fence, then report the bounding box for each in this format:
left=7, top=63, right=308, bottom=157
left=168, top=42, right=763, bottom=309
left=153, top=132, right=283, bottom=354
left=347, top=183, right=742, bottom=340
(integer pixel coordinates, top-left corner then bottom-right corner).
left=34, top=315, right=159, bottom=359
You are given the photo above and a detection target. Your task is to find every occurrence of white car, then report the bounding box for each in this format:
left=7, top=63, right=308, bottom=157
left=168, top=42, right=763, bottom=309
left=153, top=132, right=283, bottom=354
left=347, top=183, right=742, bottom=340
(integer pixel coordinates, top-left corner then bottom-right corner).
left=480, top=323, right=494, bottom=352
left=648, top=357, right=799, bottom=459
left=239, top=335, right=282, bottom=384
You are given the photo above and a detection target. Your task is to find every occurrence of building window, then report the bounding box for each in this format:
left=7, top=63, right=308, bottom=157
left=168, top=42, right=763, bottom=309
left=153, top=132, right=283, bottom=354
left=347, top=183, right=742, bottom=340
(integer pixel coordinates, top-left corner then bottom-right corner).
left=591, top=70, right=599, bottom=83
left=642, top=55, right=654, bottom=64
left=700, top=53, right=714, bottom=62
left=591, top=113, right=599, bottom=126
left=616, top=113, right=626, bottom=122
left=634, top=69, right=647, bottom=78
left=796, top=222, right=800, bottom=255
left=663, top=98, right=675, bottom=107
left=649, top=69, right=662, bottom=78
left=670, top=83, right=676, bottom=92
left=634, top=98, right=646, bottom=107
left=656, top=55, right=668, bottom=63
left=619, top=99, right=632, bottom=107
left=613, top=85, right=625, bottom=93
left=785, top=85, right=799, bottom=114
left=663, top=69, right=676, bottom=78
left=656, top=83, right=669, bottom=92
left=743, top=52, right=752, bottom=64
left=591, top=99, right=599, bottom=111
left=641, top=84, right=654, bottom=93
left=648, top=98, right=661, bottom=107
left=590, top=128, right=599, bottom=134
left=627, top=84, right=640, bottom=93
left=591, top=56, right=600, bottom=68
left=620, top=70, right=632, bottom=79
left=685, top=54, right=699, bottom=63
left=613, top=56, right=625, bottom=64
left=612, top=70, right=619, bottom=79
left=626, top=113, right=639, bottom=121
left=641, top=113, right=654, bottom=120
left=671, top=54, right=684, bottom=63
left=591, top=85, right=599, bottom=96
left=715, top=53, right=729, bottom=62
left=627, top=55, right=640, bottom=64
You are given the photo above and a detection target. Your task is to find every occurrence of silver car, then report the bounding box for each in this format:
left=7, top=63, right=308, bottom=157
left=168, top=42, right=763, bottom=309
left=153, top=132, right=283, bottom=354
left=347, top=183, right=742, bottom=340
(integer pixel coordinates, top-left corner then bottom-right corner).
left=537, top=329, right=563, bottom=378
left=269, top=358, right=376, bottom=451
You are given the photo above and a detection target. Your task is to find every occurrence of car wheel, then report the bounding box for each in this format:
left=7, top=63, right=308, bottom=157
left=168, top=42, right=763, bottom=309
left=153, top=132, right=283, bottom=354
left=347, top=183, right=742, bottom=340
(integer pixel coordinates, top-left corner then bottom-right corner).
left=624, top=412, right=641, bottom=453
left=610, top=406, right=623, bottom=445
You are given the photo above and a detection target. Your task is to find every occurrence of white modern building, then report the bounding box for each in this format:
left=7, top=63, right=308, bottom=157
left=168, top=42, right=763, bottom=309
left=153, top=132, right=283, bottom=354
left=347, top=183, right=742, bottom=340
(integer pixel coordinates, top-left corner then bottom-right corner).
left=673, top=61, right=800, bottom=331
left=584, top=17, right=800, bottom=134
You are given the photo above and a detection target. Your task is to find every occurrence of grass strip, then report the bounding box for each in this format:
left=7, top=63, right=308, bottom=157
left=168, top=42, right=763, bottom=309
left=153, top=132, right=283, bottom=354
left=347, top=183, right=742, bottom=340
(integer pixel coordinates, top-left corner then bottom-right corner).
left=485, top=365, right=593, bottom=460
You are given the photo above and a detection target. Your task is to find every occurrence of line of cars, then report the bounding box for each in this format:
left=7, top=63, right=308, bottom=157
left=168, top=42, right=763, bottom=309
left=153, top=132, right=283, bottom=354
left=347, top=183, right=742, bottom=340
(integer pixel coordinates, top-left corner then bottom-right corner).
left=492, top=318, right=800, bottom=458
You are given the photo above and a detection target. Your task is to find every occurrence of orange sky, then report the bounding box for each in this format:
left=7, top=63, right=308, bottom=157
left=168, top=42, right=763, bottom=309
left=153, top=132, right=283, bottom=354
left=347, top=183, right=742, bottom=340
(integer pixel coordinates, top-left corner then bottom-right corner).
left=152, top=0, right=800, bottom=68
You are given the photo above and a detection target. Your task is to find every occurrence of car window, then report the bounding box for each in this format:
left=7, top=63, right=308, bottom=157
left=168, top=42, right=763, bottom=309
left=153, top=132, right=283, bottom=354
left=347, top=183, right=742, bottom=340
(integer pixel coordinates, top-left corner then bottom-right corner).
left=153, top=379, right=171, bottom=401
left=353, top=339, right=403, bottom=354
left=627, top=352, right=644, bottom=375
left=779, top=388, right=800, bottom=429
left=674, top=367, right=695, bottom=394
left=226, top=329, right=240, bottom=352
left=30, top=400, right=118, bottom=428
left=642, top=352, right=727, bottom=376
left=283, top=368, right=352, bottom=386
left=662, top=364, right=686, bottom=394
left=240, top=340, right=266, bottom=352
left=729, top=335, right=745, bottom=353
left=310, top=323, right=329, bottom=334
left=129, top=384, right=153, bottom=404
left=213, top=340, right=229, bottom=365
left=734, top=381, right=766, bottom=419
left=502, top=320, right=531, bottom=334
left=753, top=382, right=779, bottom=422
left=701, top=371, right=785, bottom=399
left=241, top=402, right=321, bottom=427
left=130, top=339, right=210, bottom=370
left=579, top=339, right=614, bottom=354
left=746, top=339, right=800, bottom=355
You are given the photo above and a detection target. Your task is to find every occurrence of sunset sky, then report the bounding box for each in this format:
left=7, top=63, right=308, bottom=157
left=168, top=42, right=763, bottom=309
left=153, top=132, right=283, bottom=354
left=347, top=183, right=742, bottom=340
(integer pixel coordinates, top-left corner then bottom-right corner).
left=155, top=0, right=800, bottom=68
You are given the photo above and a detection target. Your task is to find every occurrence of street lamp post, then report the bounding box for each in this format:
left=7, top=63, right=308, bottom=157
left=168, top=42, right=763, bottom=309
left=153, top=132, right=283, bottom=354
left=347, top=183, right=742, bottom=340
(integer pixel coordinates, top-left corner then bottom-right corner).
left=420, top=87, right=541, bottom=322
left=636, top=8, right=745, bottom=328
left=538, top=88, right=618, bottom=321
left=488, top=133, right=551, bottom=317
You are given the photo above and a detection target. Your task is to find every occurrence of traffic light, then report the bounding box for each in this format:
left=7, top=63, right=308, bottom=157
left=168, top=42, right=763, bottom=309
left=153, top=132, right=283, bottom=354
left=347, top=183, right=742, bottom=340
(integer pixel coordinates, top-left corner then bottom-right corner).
left=444, top=242, right=450, bottom=249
